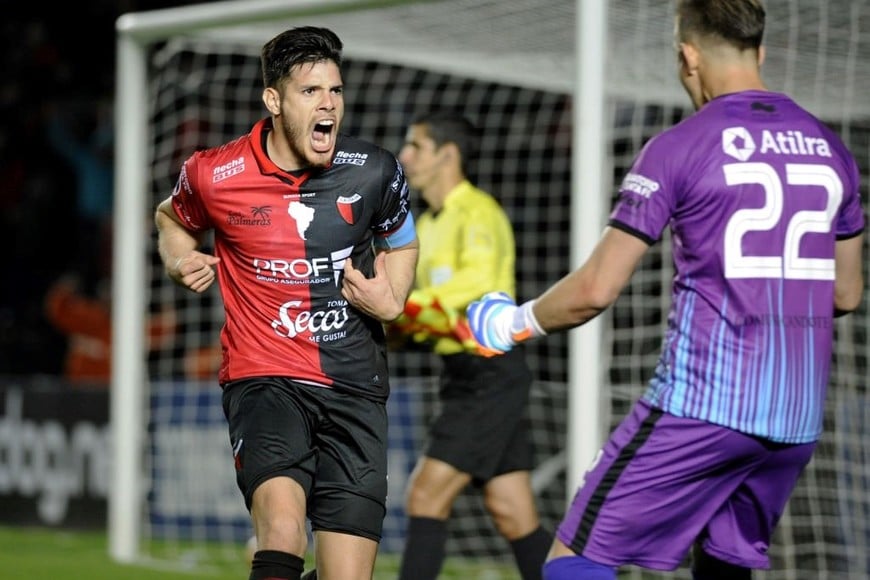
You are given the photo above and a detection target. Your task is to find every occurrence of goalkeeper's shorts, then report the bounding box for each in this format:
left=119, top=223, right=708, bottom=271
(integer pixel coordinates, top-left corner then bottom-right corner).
left=555, top=398, right=816, bottom=570
left=423, top=347, right=534, bottom=484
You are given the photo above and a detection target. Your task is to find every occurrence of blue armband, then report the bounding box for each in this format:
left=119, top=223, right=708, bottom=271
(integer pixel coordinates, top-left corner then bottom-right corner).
left=373, top=213, right=417, bottom=250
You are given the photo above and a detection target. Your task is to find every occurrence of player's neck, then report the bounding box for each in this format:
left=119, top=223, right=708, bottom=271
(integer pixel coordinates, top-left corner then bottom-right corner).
left=424, top=175, right=463, bottom=213
left=704, top=68, right=766, bottom=101
left=265, top=127, right=305, bottom=172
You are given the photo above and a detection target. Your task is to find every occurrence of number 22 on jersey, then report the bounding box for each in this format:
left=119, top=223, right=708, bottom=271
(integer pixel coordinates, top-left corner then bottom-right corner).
left=723, top=161, right=842, bottom=281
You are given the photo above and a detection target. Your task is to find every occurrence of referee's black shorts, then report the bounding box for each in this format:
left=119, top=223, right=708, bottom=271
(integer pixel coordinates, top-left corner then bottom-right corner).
left=425, top=347, right=534, bottom=485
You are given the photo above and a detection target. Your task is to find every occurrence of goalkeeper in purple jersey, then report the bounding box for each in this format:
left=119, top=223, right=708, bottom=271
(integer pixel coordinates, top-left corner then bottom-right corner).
left=466, top=1, right=865, bottom=579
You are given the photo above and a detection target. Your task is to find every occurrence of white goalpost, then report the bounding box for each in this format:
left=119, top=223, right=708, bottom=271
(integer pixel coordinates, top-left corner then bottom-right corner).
left=112, top=1, right=870, bottom=577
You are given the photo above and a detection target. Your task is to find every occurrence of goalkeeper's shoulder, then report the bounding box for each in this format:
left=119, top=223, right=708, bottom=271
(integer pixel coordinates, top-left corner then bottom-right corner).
left=451, top=182, right=506, bottom=216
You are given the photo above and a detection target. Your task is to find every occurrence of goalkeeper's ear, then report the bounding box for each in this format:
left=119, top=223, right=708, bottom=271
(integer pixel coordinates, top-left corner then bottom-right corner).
left=438, top=141, right=463, bottom=173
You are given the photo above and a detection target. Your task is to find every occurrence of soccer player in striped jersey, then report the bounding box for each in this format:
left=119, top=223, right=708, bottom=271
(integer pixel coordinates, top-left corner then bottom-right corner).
left=154, top=26, right=418, bottom=580
left=466, top=1, right=865, bottom=578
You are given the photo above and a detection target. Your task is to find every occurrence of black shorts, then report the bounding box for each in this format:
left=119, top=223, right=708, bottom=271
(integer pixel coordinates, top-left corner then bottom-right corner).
left=221, top=377, right=388, bottom=541
left=425, top=347, right=534, bottom=484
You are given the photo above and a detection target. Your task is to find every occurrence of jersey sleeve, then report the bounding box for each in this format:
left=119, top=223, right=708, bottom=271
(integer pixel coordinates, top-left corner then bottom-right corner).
left=835, top=153, right=866, bottom=239
left=170, top=154, right=213, bottom=232
left=608, top=133, right=679, bottom=245
left=372, top=154, right=413, bottom=243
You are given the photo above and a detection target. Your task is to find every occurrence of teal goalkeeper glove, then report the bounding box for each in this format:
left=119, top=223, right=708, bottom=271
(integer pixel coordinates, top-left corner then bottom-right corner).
left=466, top=291, right=546, bottom=354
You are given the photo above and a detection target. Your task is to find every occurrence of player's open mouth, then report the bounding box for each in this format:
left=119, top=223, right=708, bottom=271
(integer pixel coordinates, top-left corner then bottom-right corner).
left=312, top=120, right=335, bottom=153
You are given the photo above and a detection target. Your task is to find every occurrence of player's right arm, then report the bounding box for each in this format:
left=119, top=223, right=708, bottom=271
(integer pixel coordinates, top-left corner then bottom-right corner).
left=833, top=232, right=865, bottom=316
left=532, top=227, right=648, bottom=332
left=154, top=196, right=220, bottom=294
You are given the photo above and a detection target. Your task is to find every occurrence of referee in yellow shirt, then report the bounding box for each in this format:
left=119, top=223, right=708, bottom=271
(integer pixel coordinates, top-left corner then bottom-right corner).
left=392, top=110, right=551, bottom=580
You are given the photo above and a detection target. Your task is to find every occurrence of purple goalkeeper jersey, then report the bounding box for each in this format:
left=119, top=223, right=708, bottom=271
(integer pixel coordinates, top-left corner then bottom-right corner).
left=609, top=90, right=865, bottom=443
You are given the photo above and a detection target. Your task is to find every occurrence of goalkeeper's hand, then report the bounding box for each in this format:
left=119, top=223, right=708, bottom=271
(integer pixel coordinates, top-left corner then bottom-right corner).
left=389, top=292, right=486, bottom=354
left=466, top=291, right=546, bottom=354
left=390, top=292, right=457, bottom=341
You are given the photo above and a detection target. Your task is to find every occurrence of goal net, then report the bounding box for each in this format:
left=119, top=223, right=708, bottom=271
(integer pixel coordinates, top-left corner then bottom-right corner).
left=114, top=0, right=869, bottom=577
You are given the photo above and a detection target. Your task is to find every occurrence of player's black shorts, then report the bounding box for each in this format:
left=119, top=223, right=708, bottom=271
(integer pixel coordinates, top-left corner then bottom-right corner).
left=221, top=376, right=388, bottom=541
left=425, top=347, right=534, bottom=484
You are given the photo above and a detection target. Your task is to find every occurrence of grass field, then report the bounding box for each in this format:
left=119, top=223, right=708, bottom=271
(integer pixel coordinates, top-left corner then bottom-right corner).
left=0, top=526, right=520, bottom=579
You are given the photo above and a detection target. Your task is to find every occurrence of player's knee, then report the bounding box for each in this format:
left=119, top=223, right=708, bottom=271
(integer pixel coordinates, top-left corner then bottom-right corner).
left=692, top=547, right=752, bottom=580
left=404, top=483, right=437, bottom=514
left=483, top=498, right=516, bottom=533
left=542, top=555, right=616, bottom=580
left=404, top=480, right=457, bottom=517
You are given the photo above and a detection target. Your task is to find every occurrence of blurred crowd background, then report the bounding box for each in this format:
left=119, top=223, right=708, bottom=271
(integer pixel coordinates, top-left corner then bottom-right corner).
left=0, top=1, right=208, bottom=382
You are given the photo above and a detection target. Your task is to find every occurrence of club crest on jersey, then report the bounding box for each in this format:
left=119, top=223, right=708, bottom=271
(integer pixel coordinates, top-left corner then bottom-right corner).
left=336, top=193, right=363, bottom=225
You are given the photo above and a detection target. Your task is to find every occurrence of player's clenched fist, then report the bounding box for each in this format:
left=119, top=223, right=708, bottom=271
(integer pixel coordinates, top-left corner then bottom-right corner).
left=466, top=291, right=546, bottom=354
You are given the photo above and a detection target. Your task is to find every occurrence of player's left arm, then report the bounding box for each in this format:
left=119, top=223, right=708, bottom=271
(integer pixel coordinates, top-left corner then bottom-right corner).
left=380, top=236, right=420, bottom=319
left=343, top=197, right=419, bottom=324
left=342, top=238, right=419, bottom=323
left=833, top=232, right=865, bottom=317
left=346, top=153, right=421, bottom=322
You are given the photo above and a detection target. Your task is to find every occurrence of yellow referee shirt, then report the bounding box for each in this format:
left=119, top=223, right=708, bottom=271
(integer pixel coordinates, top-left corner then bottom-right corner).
left=411, top=179, right=517, bottom=355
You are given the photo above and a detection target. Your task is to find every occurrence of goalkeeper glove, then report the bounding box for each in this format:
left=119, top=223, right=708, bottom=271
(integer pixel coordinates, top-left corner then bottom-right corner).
left=391, top=292, right=458, bottom=340
left=390, top=292, right=469, bottom=345
left=390, top=292, right=505, bottom=356
left=466, top=291, right=546, bottom=354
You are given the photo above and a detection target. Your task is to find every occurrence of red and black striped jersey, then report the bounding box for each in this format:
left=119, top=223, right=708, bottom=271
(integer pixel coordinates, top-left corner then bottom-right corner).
left=170, top=117, right=412, bottom=401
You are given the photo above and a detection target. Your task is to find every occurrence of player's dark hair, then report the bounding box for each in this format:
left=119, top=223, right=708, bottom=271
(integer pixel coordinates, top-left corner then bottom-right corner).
left=261, top=26, right=343, bottom=89
left=413, top=110, right=481, bottom=176
left=676, top=0, right=765, bottom=51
